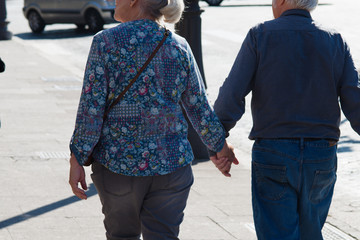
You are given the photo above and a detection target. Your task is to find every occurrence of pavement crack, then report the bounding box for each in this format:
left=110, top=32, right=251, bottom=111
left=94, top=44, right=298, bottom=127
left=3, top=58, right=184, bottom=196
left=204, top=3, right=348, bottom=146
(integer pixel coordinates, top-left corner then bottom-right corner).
left=207, top=216, right=238, bottom=239
left=214, top=205, right=229, bottom=216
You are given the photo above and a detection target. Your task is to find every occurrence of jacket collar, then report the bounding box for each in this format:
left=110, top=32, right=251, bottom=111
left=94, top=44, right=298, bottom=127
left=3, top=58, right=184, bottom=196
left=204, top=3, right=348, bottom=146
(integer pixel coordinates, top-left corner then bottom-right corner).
left=281, top=9, right=312, bottom=19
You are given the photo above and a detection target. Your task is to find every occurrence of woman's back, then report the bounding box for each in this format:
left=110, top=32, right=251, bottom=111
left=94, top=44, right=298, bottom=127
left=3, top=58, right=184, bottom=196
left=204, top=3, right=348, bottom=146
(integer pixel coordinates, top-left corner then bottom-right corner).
left=74, top=20, right=225, bottom=176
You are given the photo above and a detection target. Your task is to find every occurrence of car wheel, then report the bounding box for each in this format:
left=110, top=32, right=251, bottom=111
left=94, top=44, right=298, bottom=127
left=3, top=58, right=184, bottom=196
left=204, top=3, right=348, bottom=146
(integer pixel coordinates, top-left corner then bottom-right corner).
left=76, top=24, right=86, bottom=30
left=28, top=10, right=45, bottom=33
left=205, top=0, right=223, bottom=6
left=76, top=24, right=86, bottom=32
left=86, top=10, right=104, bottom=33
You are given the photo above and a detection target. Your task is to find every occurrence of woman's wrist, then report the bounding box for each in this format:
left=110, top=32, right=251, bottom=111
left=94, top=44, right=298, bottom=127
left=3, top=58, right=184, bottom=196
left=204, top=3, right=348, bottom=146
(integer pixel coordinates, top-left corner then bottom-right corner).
left=70, top=154, right=81, bottom=167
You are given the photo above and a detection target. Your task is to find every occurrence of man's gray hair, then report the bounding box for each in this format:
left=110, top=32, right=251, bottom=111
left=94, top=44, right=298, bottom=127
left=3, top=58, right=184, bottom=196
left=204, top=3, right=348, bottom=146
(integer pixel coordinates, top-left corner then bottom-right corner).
left=286, top=0, right=318, bottom=11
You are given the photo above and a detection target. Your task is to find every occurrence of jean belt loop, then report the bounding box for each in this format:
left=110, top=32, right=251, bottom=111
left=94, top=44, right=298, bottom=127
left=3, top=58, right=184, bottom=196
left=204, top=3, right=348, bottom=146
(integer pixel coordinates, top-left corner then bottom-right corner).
left=300, top=138, right=304, bottom=150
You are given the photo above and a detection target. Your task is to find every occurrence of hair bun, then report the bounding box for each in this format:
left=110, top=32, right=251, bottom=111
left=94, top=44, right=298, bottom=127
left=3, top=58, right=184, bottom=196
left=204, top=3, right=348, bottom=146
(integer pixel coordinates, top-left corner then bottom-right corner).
left=160, top=0, right=184, bottom=24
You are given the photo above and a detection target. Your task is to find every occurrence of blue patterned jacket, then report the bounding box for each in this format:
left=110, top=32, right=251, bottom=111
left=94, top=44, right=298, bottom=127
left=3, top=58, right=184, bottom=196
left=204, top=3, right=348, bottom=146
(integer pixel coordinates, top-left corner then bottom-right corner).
left=70, top=19, right=226, bottom=176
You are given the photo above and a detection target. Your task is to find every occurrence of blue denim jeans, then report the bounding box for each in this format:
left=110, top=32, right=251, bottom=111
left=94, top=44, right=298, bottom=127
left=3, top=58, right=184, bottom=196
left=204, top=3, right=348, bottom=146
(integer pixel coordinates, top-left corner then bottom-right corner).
left=251, top=139, right=337, bottom=240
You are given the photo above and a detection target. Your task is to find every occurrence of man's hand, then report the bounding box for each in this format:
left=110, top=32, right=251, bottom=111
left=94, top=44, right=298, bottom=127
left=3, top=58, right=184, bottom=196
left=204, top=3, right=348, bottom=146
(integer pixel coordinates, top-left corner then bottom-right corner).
left=69, top=154, right=88, bottom=200
left=210, top=141, right=239, bottom=177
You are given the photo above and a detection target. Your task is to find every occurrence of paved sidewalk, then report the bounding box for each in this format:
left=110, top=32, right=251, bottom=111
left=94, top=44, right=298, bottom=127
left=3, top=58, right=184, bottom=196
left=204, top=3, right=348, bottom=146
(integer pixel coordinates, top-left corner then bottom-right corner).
left=1, top=1, right=360, bottom=239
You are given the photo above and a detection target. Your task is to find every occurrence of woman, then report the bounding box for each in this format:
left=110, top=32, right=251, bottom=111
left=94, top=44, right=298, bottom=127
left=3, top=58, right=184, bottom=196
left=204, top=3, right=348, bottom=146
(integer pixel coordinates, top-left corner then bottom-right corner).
left=68, top=0, right=235, bottom=238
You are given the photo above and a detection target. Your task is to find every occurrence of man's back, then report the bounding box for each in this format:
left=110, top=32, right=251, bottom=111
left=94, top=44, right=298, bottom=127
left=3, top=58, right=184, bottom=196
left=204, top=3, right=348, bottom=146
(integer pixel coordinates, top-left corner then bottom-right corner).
left=214, top=9, right=360, bottom=140
left=212, top=3, right=360, bottom=240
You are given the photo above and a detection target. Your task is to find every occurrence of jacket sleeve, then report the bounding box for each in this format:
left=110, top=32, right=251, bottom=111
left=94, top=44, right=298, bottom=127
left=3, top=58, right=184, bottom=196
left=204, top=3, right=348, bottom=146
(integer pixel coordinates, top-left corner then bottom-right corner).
left=69, top=34, right=108, bottom=165
left=339, top=42, right=360, bottom=135
left=180, top=43, right=226, bottom=153
left=213, top=29, right=257, bottom=135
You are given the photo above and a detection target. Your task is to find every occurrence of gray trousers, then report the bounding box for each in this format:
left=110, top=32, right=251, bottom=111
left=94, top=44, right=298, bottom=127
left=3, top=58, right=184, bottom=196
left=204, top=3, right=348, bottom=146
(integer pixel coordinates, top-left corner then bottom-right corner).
left=91, top=162, right=194, bottom=240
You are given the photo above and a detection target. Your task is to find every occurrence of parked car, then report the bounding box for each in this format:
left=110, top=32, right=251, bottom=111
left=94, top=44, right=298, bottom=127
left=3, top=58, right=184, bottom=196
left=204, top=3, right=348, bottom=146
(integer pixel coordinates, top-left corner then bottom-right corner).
left=23, top=0, right=116, bottom=33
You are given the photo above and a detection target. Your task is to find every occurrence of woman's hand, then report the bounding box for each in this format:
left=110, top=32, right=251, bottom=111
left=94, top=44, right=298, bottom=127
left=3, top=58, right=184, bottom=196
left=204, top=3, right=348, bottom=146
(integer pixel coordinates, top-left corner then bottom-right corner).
left=210, top=141, right=239, bottom=177
left=69, top=154, right=88, bottom=199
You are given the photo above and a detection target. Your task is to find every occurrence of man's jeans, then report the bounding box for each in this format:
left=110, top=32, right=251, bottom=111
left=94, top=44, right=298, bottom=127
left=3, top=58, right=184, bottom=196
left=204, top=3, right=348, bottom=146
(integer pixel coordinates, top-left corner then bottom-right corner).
left=251, top=139, right=337, bottom=240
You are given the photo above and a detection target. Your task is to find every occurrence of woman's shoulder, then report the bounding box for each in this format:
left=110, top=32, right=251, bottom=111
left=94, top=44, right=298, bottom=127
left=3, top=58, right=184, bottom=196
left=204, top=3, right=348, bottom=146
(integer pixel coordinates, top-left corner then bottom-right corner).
left=168, top=31, right=192, bottom=55
left=92, top=20, right=193, bottom=58
left=95, top=20, right=165, bottom=45
left=95, top=23, right=131, bottom=39
left=91, top=22, right=141, bottom=49
left=169, top=31, right=187, bottom=47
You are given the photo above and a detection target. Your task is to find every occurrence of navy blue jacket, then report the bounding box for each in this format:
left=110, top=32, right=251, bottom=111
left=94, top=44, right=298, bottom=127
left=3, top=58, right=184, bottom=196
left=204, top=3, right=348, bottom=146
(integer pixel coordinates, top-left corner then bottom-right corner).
left=214, top=9, right=360, bottom=140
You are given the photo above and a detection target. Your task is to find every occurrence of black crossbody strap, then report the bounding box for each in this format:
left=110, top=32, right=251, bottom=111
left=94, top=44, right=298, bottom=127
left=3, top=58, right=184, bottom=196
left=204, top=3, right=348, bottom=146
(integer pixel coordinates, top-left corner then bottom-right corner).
left=103, top=29, right=170, bottom=118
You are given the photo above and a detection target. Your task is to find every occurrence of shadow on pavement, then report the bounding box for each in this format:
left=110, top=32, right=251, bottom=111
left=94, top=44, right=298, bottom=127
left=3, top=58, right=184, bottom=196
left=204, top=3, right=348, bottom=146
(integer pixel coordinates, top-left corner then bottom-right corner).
left=338, top=146, right=352, bottom=153
left=338, top=118, right=360, bottom=152
left=340, top=119, right=348, bottom=125
left=338, top=136, right=360, bottom=153
left=15, top=28, right=95, bottom=40
left=15, top=23, right=120, bottom=40
left=0, top=183, right=97, bottom=229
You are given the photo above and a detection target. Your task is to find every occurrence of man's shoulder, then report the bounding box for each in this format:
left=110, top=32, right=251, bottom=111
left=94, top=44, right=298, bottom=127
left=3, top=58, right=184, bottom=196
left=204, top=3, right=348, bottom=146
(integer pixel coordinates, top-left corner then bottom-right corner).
left=250, top=21, right=267, bottom=32
left=312, top=21, right=342, bottom=36
left=249, top=17, right=343, bottom=39
left=248, top=18, right=280, bottom=34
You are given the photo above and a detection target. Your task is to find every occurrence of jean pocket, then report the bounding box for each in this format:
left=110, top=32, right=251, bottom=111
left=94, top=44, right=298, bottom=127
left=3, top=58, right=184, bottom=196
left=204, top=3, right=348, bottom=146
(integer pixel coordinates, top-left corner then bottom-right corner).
left=253, top=162, right=287, bottom=201
left=309, top=168, right=336, bottom=204
left=164, top=165, right=194, bottom=191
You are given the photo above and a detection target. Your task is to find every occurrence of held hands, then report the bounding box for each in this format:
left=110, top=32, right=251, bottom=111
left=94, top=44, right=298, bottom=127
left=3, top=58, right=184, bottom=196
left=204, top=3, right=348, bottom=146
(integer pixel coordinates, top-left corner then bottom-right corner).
left=210, top=141, right=239, bottom=177
left=69, top=154, right=88, bottom=200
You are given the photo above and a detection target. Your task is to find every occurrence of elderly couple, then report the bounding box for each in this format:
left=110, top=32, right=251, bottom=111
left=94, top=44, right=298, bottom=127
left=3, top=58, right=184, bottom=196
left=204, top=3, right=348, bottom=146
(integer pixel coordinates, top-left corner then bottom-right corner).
left=68, top=0, right=360, bottom=239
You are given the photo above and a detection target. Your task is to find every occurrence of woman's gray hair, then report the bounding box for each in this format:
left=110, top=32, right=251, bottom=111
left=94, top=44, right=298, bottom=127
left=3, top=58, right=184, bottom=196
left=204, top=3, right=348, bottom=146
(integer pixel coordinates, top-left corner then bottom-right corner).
left=141, top=0, right=184, bottom=24
left=286, top=0, right=318, bottom=11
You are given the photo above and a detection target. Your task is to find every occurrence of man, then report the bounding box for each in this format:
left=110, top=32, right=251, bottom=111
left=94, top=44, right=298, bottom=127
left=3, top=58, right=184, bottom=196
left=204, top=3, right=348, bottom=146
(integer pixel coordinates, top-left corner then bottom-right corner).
left=210, top=0, right=360, bottom=239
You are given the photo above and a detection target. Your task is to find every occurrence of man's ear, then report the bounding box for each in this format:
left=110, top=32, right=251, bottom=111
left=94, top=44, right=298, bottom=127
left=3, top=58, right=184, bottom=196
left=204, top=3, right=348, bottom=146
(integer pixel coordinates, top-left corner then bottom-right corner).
left=130, top=0, right=138, bottom=7
left=277, top=0, right=286, bottom=7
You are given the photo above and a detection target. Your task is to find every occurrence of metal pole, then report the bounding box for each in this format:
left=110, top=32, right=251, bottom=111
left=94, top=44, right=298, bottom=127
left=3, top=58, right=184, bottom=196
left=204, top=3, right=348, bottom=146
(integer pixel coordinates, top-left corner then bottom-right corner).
left=175, top=0, right=206, bottom=88
left=0, top=0, right=12, bottom=40
left=176, top=0, right=210, bottom=161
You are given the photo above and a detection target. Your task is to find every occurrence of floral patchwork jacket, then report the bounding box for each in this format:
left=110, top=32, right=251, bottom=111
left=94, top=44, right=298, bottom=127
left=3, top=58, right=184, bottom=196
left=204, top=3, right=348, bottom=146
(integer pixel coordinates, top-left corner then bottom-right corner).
left=70, top=19, right=226, bottom=176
